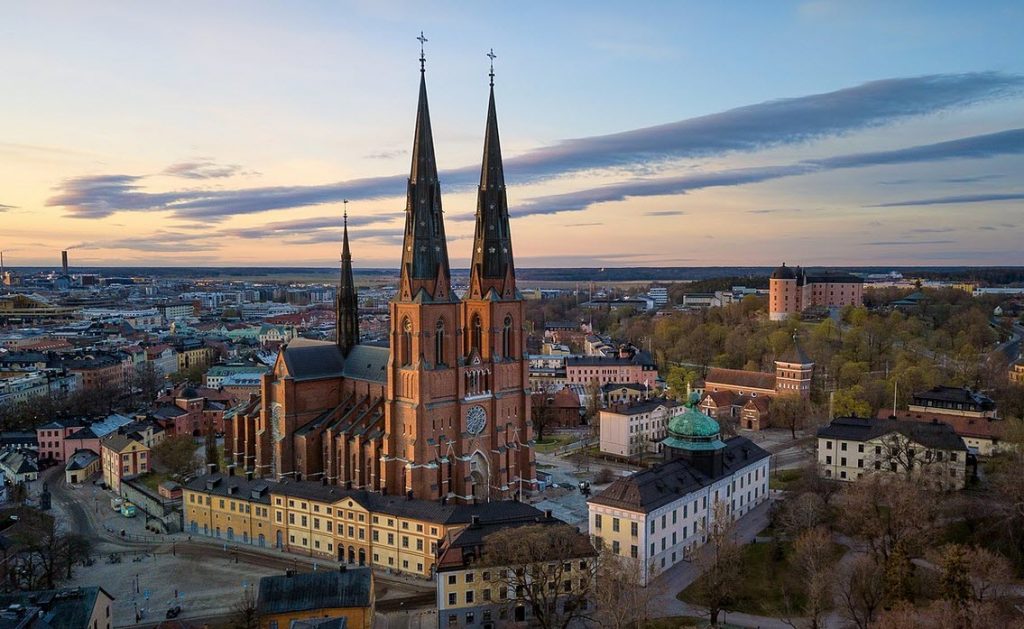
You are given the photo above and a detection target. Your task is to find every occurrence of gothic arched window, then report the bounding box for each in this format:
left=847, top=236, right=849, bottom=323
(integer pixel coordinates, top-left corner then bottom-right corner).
left=471, top=314, right=483, bottom=355
left=401, top=318, right=413, bottom=367
left=435, top=319, right=446, bottom=366
left=502, top=315, right=513, bottom=359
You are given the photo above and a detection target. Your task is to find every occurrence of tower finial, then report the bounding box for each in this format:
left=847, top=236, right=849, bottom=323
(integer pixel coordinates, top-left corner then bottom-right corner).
left=417, top=31, right=428, bottom=73
left=343, top=199, right=348, bottom=227
left=487, top=48, right=496, bottom=87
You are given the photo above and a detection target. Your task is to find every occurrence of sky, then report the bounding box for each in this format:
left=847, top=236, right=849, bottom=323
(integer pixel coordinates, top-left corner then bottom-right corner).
left=2, top=1, right=1023, bottom=269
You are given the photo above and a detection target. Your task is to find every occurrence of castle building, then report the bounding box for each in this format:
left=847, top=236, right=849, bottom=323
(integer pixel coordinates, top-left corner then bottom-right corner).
left=229, top=59, right=535, bottom=504
left=769, top=263, right=863, bottom=321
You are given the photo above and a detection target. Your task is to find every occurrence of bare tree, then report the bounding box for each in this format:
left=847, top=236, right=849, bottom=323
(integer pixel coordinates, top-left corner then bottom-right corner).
left=836, top=554, right=886, bottom=629
left=691, top=501, right=742, bottom=628
left=230, top=585, right=259, bottom=629
left=532, top=398, right=556, bottom=442
left=591, top=551, right=661, bottom=629
left=771, top=395, right=811, bottom=439
left=777, top=492, right=828, bottom=538
left=481, top=523, right=597, bottom=629
left=784, top=527, right=833, bottom=629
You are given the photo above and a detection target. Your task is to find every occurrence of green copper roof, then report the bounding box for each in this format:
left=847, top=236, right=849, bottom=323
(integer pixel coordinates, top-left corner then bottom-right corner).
left=667, top=406, right=721, bottom=438
left=661, top=435, right=727, bottom=451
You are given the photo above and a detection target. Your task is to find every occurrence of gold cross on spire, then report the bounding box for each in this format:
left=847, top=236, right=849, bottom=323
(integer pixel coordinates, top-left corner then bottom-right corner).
left=417, top=31, right=428, bottom=72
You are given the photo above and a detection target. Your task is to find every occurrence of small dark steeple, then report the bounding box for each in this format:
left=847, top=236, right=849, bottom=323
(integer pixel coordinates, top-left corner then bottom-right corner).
left=468, top=49, right=517, bottom=301
left=398, top=31, right=453, bottom=302
left=337, top=200, right=359, bottom=355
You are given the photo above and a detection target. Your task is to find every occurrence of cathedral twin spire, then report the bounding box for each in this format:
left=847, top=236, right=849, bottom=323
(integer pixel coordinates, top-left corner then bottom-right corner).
left=398, top=40, right=516, bottom=303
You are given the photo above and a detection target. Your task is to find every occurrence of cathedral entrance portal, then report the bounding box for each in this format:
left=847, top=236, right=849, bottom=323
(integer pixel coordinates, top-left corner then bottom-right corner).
left=469, top=450, right=490, bottom=502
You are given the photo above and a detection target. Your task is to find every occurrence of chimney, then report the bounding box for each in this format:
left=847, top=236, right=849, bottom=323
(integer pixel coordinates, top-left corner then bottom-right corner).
left=471, top=515, right=480, bottom=527
left=406, top=490, right=414, bottom=501
left=245, top=471, right=254, bottom=481
left=207, top=463, right=218, bottom=475
left=61, top=250, right=69, bottom=276
left=227, top=465, right=235, bottom=477
left=544, top=509, right=553, bottom=520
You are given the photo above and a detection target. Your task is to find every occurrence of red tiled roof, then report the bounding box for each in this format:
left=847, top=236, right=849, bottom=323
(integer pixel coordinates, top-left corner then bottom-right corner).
left=705, top=368, right=776, bottom=392
left=701, top=390, right=736, bottom=407
left=878, top=409, right=1004, bottom=440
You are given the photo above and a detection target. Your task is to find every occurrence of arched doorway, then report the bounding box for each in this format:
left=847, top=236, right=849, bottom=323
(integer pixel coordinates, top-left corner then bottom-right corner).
left=468, top=450, right=490, bottom=502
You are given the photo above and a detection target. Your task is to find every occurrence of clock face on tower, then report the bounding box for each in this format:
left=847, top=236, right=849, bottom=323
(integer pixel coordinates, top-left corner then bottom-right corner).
left=467, top=405, right=487, bottom=436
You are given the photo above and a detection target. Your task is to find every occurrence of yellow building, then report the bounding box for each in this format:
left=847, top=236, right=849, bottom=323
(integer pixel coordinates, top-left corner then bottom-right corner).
left=100, top=434, right=150, bottom=493
left=182, top=472, right=544, bottom=578
left=256, top=567, right=373, bottom=629
left=1010, top=360, right=1024, bottom=385
left=435, top=514, right=596, bottom=628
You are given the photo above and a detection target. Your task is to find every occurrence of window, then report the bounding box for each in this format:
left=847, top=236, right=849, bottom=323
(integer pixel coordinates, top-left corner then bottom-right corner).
left=826, top=441, right=833, bottom=450
left=401, top=318, right=413, bottom=366
left=612, top=518, right=620, bottom=532
left=471, top=314, right=483, bottom=355
left=465, top=591, right=475, bottom=604
left=630, top=521, right=638, bottom=536
left=841, top=442, right=847, bottom=451
left=448, top=593, right=456, bottom=605
left=594, top=514, right=602, bottom=529
left=502, top=315, right=514, bottom=358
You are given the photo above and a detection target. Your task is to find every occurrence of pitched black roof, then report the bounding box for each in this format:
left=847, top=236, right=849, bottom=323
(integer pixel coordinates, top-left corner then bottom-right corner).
left=280, top=339, right=387, bottom=384
left=588, top=436, right=769, bottom=512
left=911, top=386, right=995, bottom=410
left=816, top=416, right=968, bottom=451
left=256, top=568, right=372, bottom=615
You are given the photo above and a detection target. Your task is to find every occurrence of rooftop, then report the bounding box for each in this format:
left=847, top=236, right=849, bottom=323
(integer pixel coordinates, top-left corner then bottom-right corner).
left=256, top=568, right=372, bottom=615
left=817, top=416, right=968, bottom=451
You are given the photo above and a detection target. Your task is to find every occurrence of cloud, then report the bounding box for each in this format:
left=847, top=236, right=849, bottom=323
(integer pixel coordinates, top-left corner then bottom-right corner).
left=0, top=204, right=16, bottom=211
left=364, top=149, right=408, bottom=160
left=863, top=240, right=957, bottom=246
left=514, top=128, right=1024, bottom=217
left=563, top=222, right=604, bottom=227
left=47, top=72, right=1024, bottom=220
left=163, top=161, right=247, bottom=179
left=644, top=210, right=686, bottom=217
left=72, top=230, right=221, bottom=252
left=869, top=192, right=1024, bottom=208
left=746, top=208, right=805, bottom=214
left=908, top=227, right=955, bottom=234
left=230, top=213, right=401, bottom=239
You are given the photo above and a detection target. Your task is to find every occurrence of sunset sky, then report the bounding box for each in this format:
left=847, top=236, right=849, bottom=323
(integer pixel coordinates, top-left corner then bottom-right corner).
left=2, top=2, right=1023, bottom=269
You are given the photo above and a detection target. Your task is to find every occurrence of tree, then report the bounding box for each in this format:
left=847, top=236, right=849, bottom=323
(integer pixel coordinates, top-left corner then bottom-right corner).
left=690, top=501, right=742, bottom=627
left=481, top=524, right=596, bottom=629
left=771, top=395, right=811, bottom=439
left=831, top=386, right=872, bottom=418
left=786, top=527, right=833, bottom=629
left=230, top=585, right=259, bottom=629
left=131, top=361, right=163, bottom=406
left=585, top=378, right=602, bottom=421
left=777, top=492, right=828, bottom=538
left=591, top=552, right=660, bottom=629
left=152, top=434, right=200, bottom=478
left=531, top=399, right=556, bottom=442
left=836, top=554, right=886, bottom=629
left=664, top=366, right=698, bottom=402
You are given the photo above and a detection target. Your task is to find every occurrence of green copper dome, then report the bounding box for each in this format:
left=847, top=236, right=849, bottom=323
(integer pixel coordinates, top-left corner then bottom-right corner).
left=662, top=406, right=726, bottom=451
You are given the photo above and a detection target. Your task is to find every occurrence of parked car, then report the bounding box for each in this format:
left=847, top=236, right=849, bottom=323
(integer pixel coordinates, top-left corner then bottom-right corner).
left=166, top=605, right=181, bottom=619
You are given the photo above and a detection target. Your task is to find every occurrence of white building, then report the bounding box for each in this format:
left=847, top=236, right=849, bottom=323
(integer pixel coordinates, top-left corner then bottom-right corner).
left=599, top=397, right=681, bottom=458
left=588, top=407, right=771, bottom=585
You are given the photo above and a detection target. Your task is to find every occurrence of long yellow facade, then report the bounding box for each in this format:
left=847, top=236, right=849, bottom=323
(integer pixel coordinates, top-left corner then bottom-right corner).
left=183, top=479, right=460, bottom=578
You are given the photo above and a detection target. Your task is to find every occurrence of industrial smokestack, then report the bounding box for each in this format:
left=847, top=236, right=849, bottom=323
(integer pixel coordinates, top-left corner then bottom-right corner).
left=61, top=251, right=69, bottom=276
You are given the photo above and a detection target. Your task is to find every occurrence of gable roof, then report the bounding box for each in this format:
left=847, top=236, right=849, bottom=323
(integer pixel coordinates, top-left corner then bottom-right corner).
left=705, top=367, right=775, bottom=391
left=878, top=409, right=1003, bottom=440
left=256, top=568, right=372, bottom=615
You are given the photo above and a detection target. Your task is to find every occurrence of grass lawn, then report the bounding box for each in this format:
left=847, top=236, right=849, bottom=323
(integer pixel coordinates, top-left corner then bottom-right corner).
left=678, top=540, right=844, bottom=617
left=534, top=433, right=576, bottom=453
left=769, top=467, right=804, bottom=491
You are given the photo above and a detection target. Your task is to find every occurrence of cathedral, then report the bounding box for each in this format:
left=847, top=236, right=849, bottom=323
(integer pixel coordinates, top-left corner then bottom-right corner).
left=228, top=57, right=536, bottom=504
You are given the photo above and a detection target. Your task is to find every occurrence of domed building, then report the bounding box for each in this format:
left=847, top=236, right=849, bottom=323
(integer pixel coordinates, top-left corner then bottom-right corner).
left=661, top=406, right=728, bottom=477
left=587, top=402, right=771, bottom=585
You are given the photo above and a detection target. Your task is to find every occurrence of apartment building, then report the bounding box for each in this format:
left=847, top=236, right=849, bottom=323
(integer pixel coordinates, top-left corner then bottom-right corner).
left=599, top=397, right=680, bottom=457
left=100, top=433, right=150, bottom=493
left=182, top=472, right=543, bottom=579
left=816, top=416, right=968, bottom=490
left=435, top=513, right=596, bottom=628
